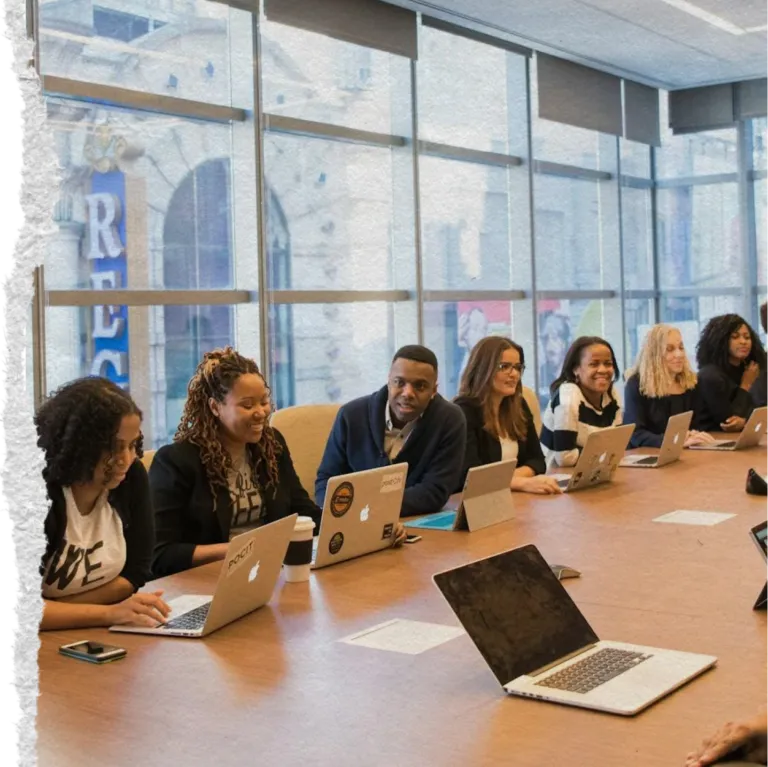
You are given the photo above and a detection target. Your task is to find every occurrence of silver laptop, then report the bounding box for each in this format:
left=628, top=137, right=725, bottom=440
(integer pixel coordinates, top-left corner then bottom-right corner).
left=551, top=424, right=634, bottom=491
left=312, top=464, right=407, bottom=570
left=444, top=459, right=517, bottom=532
left=750, top=520, right=767, bottom=610
left=433, top=544, right=717, bottom=716
left=620, top=411, right=692, bottom=468
left=689, top=407, right=767, bottom=451
left=110, top=514, right=296, bottom=638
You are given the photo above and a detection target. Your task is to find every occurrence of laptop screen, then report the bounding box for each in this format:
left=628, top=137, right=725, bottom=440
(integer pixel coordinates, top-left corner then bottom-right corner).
left=434, top=544, right=598, bottom=685
left=751, top=521, right=767, bottom=559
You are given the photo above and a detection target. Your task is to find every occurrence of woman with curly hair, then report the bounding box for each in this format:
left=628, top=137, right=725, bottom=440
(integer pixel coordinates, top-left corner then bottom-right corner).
left=36, top=378, right=170, bottom=631
left=149, top=348, right=324, bottom=577
left=624, top=325, right=715, bottom=449
left=695, top=314, right=766, bottom=432
left=454, top=336, right=561, bottom=494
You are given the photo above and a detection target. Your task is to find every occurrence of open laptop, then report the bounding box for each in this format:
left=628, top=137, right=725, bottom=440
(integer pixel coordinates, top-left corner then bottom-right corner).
left=433, top=544, right=717, bottom=716
left=110, top=514, right=296, bottom=638
left=312, top=464, right=407, bottom=570
left=749, top=520, right=767, bottom=610
left=689, top=406, right=767, bottom=451
left=620, top=411, right=692, bottom=468
left=403, top=459, right=517, bottom=532
left=551, top=424, right=634, bottom=492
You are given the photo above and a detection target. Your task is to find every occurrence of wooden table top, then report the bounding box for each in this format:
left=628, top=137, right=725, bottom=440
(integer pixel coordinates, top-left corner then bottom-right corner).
left=37, top=445, right=768, bottom=767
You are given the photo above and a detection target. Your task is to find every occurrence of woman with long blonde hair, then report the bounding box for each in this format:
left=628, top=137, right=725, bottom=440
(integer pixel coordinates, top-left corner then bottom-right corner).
left=624, top=325, right=714, bottom=448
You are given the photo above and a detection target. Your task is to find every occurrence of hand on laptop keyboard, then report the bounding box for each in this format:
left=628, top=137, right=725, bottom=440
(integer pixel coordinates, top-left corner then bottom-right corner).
left=108, top=590, right=171, bottom=627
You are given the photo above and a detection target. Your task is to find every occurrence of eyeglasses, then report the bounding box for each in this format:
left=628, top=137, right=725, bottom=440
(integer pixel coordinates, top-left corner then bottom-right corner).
left=497, top=362, right=525, bottom=375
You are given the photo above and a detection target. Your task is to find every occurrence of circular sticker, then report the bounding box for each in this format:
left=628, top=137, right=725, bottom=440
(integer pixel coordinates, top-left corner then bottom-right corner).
left=330, top=482, right=354, bottom=518
left=329, top=532, right=344, bottom=556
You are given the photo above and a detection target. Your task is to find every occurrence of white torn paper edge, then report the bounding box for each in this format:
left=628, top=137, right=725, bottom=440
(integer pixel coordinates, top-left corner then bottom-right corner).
left=653, top=510, right=736, bottom=526
left=339, top=619, right=465, bottom=655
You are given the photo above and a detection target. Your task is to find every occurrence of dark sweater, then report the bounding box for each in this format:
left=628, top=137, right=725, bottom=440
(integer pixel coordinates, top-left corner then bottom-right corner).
left=453, top=395, right=546, bottom=490
left=149, top=431, right=321, bottom=577
left=623, top=374, right=701, bottom=449
left=42, top=459, right=153, bottom=591
left=315, top=386, right=466, bottom=517
left=696, top=363, right=755, bottom=432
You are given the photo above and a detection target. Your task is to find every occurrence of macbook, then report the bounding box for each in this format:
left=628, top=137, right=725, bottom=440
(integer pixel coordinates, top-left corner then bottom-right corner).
left=749, top=520, right=767, bottom=610
left=312, top=464, right=407, bottom=570
left=404, top=459, right=517, bottom=533
left=110, top=514, right=296, bottom=638
left=433, top=544, right=717, bottom=716
left=551, top=424, right=634, bottom=492
left=620, top=411, right=692, bottom=468
left=689, top=407, right=767, bottom=451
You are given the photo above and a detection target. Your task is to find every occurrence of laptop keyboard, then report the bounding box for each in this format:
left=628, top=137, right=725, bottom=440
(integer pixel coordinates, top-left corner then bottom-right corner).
left=535, top=648, right=653, bottom=694
left=161, top=602, right=211, bottom=631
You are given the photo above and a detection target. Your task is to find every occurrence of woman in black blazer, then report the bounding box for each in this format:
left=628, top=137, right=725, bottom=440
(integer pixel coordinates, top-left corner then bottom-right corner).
left=150, top=347, right=327, bottom=577
left=454, top=337, right=560, bottom=495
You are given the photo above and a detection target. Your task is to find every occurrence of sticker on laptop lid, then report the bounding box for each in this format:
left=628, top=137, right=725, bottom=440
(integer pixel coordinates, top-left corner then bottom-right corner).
left=225, top=538, right=255, bottom=578
left=382, top=523, right=394, bottom=540
left=330, top=482, right=354, bottom=518
left=380, top=472, right=404, bottom=494
left=329, top=532, right=344, bottom=555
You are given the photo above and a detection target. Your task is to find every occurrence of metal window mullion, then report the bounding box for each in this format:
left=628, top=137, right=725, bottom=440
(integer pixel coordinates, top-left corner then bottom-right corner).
left=616, top=136, right=628, bottom=370
left=738, top=120, right=759, bottom=327
left=45, top=290, right=254, bottom=306
left=650, top=145, right=661, bottom=323
left=264, top=113, right=406, bottom=148
left=525, top=56, right=540, bottom=397
left=32, top=266, right=47, bottom=407
left=418, top=140, right=523, bottom=168
left=410, top=58, right=424, bottom=345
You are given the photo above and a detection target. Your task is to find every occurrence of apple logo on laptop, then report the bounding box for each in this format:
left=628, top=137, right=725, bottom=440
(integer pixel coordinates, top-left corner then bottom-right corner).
left=673, top=433, right=680, bottom=445
left=756, top=423, right=763, bottom=432
left=360, top=505, right=370, bottom=522
left=598, top=452, right=607, bottom=463
left=248, top=562, right=260, bottom=582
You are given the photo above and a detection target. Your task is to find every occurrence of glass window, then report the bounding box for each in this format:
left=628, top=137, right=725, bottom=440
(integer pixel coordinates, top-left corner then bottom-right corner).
left=624, top=298, right=655, bottom=368
left=39, top=1, right=253, bottom=108
left=44, top=303, right=243, bottom=448
left=621, top=185, right=654, bottom=290
left=620, top=138, right=651, bottom=178
left=418, top=26, right=528, bottom=155
left=533, top=174, right=620, bottom=291
left=263, top=132, right=415, bottom=291
left=655, top=97, right=738, bottom=179
left=268, top=302, right=417, bottom=408
left=260, top=19, right=411, bottom=135
left=656, top=184, right=740, bottom=289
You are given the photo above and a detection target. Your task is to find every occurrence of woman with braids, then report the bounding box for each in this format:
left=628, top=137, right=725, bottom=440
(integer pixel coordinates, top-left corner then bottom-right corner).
left=624, top=324, right=715, bottom=449
left=149, top=347, right=323, bottom=577
left=37, top=378, right=171, bottom=631
left=695, top=314, right=766, bottom=433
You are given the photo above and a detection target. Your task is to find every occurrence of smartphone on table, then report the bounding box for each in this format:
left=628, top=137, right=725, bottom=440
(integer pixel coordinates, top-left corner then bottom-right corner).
left=59, top=640, right=127, bottom=664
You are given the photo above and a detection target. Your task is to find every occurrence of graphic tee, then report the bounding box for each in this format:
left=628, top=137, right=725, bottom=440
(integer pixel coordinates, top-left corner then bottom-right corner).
left=228, top=456, right=264, bottom=539
left=42, top=487, right=127, bottom=598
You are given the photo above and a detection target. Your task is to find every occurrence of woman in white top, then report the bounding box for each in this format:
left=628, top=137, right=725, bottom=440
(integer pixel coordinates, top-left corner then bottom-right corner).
left=540, top=335, right=623, bottom=467
left=453, top=336, right=561, bottom=494
left=36, top=377, right=170, bottom=631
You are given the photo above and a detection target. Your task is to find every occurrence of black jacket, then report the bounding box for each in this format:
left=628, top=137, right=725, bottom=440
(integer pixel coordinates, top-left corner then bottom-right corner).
left=453, top=396, right=546, bottom=490
left=42, top=459, right=153, bottom=591
left=696, top=363, right=755, bottom=432
left=623, top=374, right=702, bottom=449
left=150, top=431, right=321, bottom=577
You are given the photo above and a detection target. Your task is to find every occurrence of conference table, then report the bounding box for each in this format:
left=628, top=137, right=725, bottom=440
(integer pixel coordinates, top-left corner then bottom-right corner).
left=37, top=444, right=767, bottom=767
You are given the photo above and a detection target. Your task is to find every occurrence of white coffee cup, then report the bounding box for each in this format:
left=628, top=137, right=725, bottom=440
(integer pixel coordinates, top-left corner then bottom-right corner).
left=283, top=516, right=315, bottom=583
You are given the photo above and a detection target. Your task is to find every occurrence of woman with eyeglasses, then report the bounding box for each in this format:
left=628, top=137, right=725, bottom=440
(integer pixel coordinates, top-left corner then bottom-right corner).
left=454, top=337, right=561, bottom=495
left=540, top=336, right=623, bottom=468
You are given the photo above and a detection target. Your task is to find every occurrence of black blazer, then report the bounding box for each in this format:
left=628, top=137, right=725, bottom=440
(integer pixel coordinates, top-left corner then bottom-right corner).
left=149, top=430, right=322, bottom=577
left=696, top=363, right=755, bottom=432
left=42, top=459, right=154, bottom=591
left=453, top=396, right=546, bottom=490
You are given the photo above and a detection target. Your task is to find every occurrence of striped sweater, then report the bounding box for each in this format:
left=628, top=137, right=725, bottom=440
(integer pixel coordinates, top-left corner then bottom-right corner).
left=541, top=382, right=623, bottom=468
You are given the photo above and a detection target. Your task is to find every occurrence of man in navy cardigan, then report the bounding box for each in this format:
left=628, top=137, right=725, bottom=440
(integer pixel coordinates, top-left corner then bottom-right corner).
left=316, top=345, right=467, bottom=517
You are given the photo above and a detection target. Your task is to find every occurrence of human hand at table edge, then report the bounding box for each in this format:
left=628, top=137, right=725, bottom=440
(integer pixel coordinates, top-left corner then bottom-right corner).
left=107, top=590, right=172, bottom=627
left=392, top=523, right=406, bottom=547
left=684, top=430, right=717, bottom=447
left=720, top=416, right=747, bottom=432
left=684, top=711, right=767, bottom=767
left=512, top=475, right=563, bottom=495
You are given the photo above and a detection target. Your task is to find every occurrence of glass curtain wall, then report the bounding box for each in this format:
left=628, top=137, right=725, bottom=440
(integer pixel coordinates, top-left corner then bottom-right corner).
left=33, top=1, right=766, bottom=441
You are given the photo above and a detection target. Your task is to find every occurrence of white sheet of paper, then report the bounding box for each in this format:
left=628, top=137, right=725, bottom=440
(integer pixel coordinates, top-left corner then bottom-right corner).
left=653, top=510, right=736, bottom=526
left=339, top=619, right=464, bottom=655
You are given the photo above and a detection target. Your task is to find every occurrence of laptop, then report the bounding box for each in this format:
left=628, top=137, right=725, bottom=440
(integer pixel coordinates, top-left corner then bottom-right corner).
left=312, top=464, right=407, bottom=570
left=689, top=407, right=767, bottom=451
left=551, top=424, right=634, bottom=492
left=110, top=514, right=296, bottom=638
left=403, top=459, right=517, bottom=533
left=749, top=520, right=767, bottom=610
left=620, top=411, right=692, bottom=468
left=433, top=544, right=717, bottom=716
